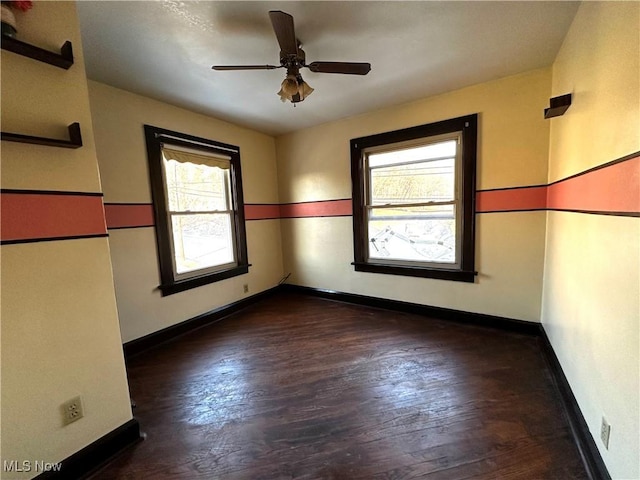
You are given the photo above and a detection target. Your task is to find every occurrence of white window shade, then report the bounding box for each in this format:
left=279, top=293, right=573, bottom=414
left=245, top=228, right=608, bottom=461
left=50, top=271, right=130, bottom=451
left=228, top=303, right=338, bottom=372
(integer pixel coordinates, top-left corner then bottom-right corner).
left=162, top=145, right=231, bottom=170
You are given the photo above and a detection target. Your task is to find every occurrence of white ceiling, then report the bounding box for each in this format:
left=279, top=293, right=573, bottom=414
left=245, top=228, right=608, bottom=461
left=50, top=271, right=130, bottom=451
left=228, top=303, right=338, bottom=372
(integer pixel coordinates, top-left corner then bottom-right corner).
left=77, top=1, right=579, bottom=137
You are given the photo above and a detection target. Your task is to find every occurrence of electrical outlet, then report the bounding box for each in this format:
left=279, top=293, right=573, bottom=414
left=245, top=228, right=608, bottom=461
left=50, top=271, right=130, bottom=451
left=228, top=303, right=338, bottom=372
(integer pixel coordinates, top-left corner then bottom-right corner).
left=600, top=417, right=611, bottom=449
left=61, top=396, right=84, bottom=425
left=243, top=284, right=249, bottom=293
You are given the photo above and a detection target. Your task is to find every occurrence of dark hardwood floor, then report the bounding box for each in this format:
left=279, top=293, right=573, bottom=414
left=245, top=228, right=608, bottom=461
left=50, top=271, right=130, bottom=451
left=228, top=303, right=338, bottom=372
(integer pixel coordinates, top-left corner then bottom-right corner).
left=90, top=292, right=587, bottom=479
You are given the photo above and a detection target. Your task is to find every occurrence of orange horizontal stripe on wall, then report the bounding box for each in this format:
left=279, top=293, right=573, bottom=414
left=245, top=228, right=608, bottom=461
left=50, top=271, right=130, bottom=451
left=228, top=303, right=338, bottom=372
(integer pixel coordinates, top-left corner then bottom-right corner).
left=476, top=153, right=639, bottom=215
left=280, top=199, right=352, bottom=218
left=95, top=153, right=638, bottom=229
left=1, top=193, right=107, bottom=243
left=244, top=204, right=281, bottom=220
left=104, top=203, right=155, bottom=229
left=476, top=186, right=547, bottom=213
left=547, top=155, right=640, bottom=214
left=103, top=201, right=352, bottom=226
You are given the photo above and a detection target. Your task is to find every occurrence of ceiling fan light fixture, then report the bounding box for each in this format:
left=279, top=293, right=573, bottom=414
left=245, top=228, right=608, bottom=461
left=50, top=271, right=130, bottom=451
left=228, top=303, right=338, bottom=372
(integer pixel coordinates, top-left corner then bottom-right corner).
left=278, top=74, right=313, bottom=103
left=299, top=78, right=314, bottom=99
left=281, top=74, right=299, bottom=96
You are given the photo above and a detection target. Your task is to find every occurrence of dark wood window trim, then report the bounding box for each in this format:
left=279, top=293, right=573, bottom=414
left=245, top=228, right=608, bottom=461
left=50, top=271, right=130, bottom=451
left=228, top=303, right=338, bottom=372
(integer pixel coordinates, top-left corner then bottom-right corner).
left=350, top=114, right=477, bottom=283
left=144, top=125, right=249, bottom=296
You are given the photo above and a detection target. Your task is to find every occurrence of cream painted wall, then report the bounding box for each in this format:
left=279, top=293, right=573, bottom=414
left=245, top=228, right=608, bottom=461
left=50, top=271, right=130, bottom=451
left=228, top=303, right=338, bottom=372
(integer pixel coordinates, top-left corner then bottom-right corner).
left=276, top=69, right=552, bottom=322
left=1, top=5, right=102, bottom=193
left=542, top=3, right=640, bottom=478
left=0, top=3, right=133, bottom=479
left=548, top=2, right=640, bottom=183
left=87, top=82, right=284, bottom=342
left=1, top=241, right=133, bottom=477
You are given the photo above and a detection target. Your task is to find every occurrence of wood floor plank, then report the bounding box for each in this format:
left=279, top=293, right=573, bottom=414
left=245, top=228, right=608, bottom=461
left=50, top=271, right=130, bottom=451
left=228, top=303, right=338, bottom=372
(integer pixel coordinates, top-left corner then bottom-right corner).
left=90, top=293, right=587, bottom=479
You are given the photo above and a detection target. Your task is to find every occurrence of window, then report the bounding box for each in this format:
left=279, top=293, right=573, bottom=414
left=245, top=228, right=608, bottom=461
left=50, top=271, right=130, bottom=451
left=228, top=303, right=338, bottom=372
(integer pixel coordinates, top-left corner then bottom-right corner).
left=144, top=125, right=249, bottom=296
left=350, top=114, right=477, bottom=282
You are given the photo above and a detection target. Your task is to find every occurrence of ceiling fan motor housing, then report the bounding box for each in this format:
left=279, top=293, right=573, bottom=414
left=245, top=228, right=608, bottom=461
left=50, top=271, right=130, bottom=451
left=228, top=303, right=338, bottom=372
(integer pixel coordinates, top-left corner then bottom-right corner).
left=280, top=47, right=305, bottom=69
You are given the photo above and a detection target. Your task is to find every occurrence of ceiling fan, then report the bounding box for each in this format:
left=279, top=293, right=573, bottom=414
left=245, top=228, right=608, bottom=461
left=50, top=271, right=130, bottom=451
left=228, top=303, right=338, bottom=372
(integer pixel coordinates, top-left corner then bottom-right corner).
left=212, top=10, right=371, bottom=104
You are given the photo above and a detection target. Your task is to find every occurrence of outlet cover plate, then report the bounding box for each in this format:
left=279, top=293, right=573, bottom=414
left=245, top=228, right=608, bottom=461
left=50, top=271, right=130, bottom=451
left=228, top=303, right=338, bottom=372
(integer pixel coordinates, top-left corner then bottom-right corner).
left=62, top=396, right=84, bottom=425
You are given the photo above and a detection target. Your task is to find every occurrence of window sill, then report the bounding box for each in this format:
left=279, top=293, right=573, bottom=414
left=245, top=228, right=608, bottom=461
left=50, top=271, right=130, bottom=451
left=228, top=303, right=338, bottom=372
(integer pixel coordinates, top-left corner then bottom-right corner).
left=159, top=264, right=251, bottom=296
left=352, top=262, right=476, bottom=283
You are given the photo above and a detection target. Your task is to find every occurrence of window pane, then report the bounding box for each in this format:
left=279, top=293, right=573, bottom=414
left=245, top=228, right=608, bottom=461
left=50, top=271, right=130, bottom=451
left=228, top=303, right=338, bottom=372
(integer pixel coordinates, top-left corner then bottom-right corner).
left=368, top=205, right=456, bottom=264
left=171, top=213, right=235, bottom=274
left=164, top=158, right=229, bottom=212
left=370, top=158, right=454, bottom=205
left=368, top=139, right=456, bottom=168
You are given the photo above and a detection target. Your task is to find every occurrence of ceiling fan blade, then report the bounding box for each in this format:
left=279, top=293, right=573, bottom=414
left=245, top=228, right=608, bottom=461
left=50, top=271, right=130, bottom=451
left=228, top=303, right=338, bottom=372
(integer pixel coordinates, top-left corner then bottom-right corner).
left=269, top=10, right=298, bottom=55
left=212, top=65, right=280, bottom=71
left=307, top=62, right=371, bottom=75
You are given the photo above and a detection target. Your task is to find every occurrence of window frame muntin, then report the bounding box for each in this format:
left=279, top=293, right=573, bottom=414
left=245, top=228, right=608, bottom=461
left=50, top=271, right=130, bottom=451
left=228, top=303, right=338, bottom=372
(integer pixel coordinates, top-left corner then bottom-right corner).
left=350, top=114, right=477, bottom=283
left=144, top=125, right=249, bottom=296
